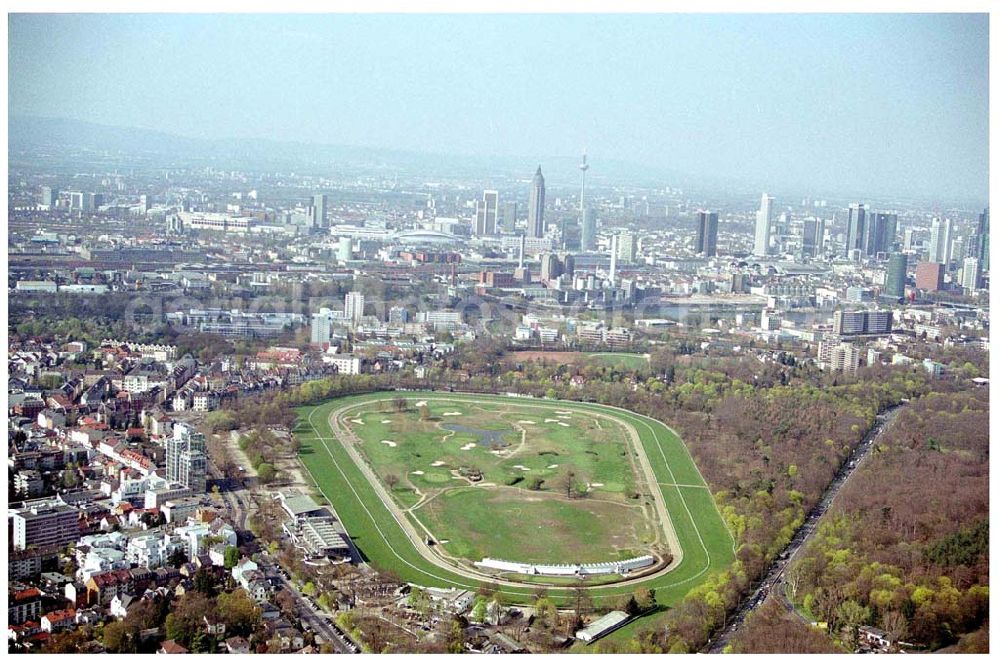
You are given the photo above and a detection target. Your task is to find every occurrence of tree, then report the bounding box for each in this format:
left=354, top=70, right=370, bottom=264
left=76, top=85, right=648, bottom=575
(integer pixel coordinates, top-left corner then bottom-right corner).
left=633, top=587, right=655, bottom=613
left=882, top=610, right=908, bottom=646
left=193, top=567, right=218, bottom=596
left=257, top=462, right=276, bottom=484
left=836, top=600, right=870, bottom=647
left=223, top=545, right=240, bottom=569
left=385, top=473, right=400, bottom=491
left=489, top=591, right=506, bottom=625
left=409, top=587, right=431, bottom=620
left=419, top=404, right=431, bottom=421
left=165, top=592, right=213, bottom=648
left=61, top=467, right=79, bottom=488
left=563, top=468, right=577, bottom=499
left=102, top=619, right=137, bottom=653
left=205, top=410, right=238, bottom=433
left=471, top=598, right=488, bottom=624
left=167, top=549, right=188, bottom=568
left=217, top=588, right=262, bottom=636
left=534, top=597, right=558, bottom=628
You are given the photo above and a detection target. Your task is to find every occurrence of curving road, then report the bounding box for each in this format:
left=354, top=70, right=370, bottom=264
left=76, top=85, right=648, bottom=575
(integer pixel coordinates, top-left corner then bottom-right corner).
left=705, top=403, right=905, bottom=653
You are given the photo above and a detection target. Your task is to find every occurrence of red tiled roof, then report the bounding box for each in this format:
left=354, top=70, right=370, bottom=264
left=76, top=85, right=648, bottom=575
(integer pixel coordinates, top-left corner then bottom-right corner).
left=13, top=587, right=41, bottom=601
left=44, top=609, right=76, bottom=623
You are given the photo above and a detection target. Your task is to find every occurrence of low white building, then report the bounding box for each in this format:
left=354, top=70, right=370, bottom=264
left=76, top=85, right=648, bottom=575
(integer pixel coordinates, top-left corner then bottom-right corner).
left=324, top=353, right=361, bottom=375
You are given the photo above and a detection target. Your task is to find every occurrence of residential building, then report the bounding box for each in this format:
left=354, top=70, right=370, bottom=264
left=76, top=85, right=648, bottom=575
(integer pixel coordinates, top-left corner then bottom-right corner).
left=817, top=339, right=861, bottom=373
left=11, top=500, right=81, bottom=551
left=833, top=309, right=893, bottom=336
left=166, top=424, right=207, bottom=493
left=345, top=291, right=365, bottom=327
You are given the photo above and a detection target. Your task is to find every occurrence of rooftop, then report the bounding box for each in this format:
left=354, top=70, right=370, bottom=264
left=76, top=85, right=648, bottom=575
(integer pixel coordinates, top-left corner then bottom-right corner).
left=278, top=492, right=322, bottom=517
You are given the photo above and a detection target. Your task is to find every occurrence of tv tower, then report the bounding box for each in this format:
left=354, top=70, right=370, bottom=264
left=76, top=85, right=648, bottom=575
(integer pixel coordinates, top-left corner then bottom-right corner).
left=579, top=151, right=589, bottom=226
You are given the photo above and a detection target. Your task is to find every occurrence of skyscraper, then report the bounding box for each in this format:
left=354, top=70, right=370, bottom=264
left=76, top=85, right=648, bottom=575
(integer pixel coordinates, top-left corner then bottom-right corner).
left=875, top=213, right=898, bottom=254
left=928, top=217, right=953, bottom=265
left=846, top=204, right=868, bottom=258
left=528, top=166, right=546, bottom=238
left=615, top=232, right=637, bottom=263
left=975, top=207, right=989, bottom=272
left=915, top=262, right=945, bottom=291
left=38, top=186, right=55, bottom=208
left=540, top=253, right=564, bottom=281
left=311, top=194, right=327, bottom=228
left=753, top=193, right=774, bottom=256
left=694, top=210, right=719, bottom=257
left=474, top=190, right=499, bottom=236
left=962, top=257, right=980, bottom=292
left=502, top=201, right=518, bottom=234
left=800, top=218, right=825, bottom=258
left=167, top=424, right=207, bottom=492
left=608, top=234, right=618, bottom=286
left=581, top=208, right=597, bottom=251
left=345, top=291, right=365, bottom=327
left=884, top=252, right=907, bottom=299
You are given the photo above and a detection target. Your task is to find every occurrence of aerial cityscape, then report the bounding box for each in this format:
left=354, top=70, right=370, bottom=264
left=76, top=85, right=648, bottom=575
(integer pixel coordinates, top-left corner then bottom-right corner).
left=5, top=9, right=990, bottom=657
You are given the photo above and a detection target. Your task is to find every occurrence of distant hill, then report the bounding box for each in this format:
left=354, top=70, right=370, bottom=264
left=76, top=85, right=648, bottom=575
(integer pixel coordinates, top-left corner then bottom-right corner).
left=8, top=115, right=696, bottom=189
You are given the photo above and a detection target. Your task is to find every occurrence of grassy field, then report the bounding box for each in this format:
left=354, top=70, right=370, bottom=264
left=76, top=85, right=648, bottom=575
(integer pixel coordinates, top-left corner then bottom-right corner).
left=345, top=398, right=636, bottom=497
left=509, top=350, right=650, bottom=371
left=295, top=391, right=734, bottom=611
left=586, top=352, right=651, bottom=370
left=413, top=486, right=652, bottom=562
left=341, top=397, right=653, bottom=563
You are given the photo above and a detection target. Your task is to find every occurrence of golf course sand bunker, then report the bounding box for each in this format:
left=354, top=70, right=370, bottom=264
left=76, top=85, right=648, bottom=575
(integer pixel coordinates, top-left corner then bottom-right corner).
left=412, top=470, right=424, bottom=476
left=381, top=440, right=398, bottom=447
left=442, top=411, right=462, bottom=416
left=350, top=418, right=364, bottom=425
left=415, top=401, right=427, bottom=407
left=461, top=443, right=476, bottom=451
left=518, top=420, right=536, bottom=424
left=431, top=461, right=447, bottom=467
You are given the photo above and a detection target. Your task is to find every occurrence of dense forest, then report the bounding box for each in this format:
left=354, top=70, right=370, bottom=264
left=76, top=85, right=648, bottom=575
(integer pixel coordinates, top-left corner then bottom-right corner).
left=751, top=388, right=989, bottom=652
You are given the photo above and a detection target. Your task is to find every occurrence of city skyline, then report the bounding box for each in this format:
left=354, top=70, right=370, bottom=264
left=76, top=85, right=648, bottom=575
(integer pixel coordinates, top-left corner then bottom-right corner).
left=8, top=12, right=989, bottom=202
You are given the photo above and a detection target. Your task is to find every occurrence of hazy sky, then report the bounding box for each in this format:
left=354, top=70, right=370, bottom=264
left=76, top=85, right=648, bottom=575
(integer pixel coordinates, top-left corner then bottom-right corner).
left=8, top=13, right=990, bottom=200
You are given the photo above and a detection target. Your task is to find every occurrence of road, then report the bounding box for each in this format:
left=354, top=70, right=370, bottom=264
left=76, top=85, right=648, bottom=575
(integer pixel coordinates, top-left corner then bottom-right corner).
left=257, top=555, right=361, bottom=654
left=204, top=444, right=361, bottom=653
left=705, top=403, right=905, bottom=653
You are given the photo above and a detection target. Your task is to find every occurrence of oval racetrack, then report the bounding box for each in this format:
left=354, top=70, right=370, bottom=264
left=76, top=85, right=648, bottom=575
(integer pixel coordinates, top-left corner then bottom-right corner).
left=296, top=391, right=735, bottom=606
